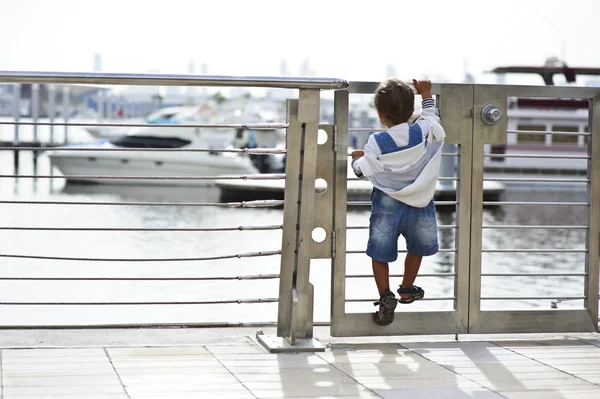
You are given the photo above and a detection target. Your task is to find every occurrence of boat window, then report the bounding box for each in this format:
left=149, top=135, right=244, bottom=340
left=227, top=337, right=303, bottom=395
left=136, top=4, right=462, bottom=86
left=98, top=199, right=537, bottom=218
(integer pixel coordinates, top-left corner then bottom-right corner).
left=551, top=125, right=578, bottom=144
left=516, top=124, right=545, bottom=143
left=110, top=135, right=191, bottom=148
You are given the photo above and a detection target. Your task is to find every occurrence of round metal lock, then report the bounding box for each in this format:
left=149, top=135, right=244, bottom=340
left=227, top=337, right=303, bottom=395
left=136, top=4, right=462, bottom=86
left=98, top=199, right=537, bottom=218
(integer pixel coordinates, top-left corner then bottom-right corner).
left=481, top=104, right=502, bottom=125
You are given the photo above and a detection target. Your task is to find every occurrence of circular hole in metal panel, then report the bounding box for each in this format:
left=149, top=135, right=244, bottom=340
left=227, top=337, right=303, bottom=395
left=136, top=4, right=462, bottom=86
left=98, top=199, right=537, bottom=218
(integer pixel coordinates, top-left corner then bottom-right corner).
left=312, top=227, right=327, bottom=243
left=318, top=129, right=328, bottom=145
left=315, top=178, right=327, bottom=194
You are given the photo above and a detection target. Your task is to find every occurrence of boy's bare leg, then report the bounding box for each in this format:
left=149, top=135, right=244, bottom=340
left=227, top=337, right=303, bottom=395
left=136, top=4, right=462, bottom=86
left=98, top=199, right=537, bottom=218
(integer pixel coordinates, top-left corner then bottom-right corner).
left=401, top=252, right=422, bottom=288
left=372, top=259, right=390, bottom=296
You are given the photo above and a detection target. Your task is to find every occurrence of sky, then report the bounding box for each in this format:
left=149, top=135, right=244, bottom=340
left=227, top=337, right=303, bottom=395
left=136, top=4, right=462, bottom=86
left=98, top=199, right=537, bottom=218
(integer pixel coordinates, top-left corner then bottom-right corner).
left=1, top=0, right=599, bottom=85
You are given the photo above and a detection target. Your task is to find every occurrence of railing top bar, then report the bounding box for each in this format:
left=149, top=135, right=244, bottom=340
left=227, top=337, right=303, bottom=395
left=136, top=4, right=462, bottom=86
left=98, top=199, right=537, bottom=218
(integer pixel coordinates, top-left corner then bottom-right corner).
left=499, top=83, right=600, bottom=98
left=347, top=81, right=600, bottom=98
left=0, top=71, right=349, bottom=90
left=347, top=81, right=446, bottom=94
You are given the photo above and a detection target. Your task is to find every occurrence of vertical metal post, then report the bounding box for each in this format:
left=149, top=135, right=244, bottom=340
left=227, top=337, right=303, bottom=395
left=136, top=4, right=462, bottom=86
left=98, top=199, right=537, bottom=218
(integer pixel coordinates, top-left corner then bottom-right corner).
left=330, top=90, right=349, bottom=336
left=31, top=83, right=40, bottom=142
left=258, top=90, right=325, bottom=353
left=12, top=83, right=21, bottom=145
left=294, top=89, right=320, bottom=339
left=469, top=85, right=506, bottom=332
left=62, top=86, right=70, bottom=143
left=48, top=84, right=56, bottom=143
left=438, top=84, right=474, bottom=333
left=586, top=93, right=600, bottom=330
left=276, top=99, right=302, bottom=339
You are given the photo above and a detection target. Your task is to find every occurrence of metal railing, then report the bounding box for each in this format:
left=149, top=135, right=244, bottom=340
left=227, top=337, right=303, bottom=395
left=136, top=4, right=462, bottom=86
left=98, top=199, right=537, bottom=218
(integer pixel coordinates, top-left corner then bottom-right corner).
left=0, top=72, right=598, bottom=349
left=0, top=72, right=344, bottom=331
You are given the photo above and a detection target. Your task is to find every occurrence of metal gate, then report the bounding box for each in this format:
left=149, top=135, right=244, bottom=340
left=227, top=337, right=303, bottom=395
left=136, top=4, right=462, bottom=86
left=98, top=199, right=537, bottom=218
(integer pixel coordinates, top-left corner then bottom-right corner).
left=327, top=83, right=600, bottom=337
left=467, top=84, right=600, bottom=333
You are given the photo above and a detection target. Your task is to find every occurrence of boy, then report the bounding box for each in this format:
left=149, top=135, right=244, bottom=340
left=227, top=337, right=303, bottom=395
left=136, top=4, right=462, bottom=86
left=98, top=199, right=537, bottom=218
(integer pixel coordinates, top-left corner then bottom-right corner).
left=351, top=78, right=445, bottom=325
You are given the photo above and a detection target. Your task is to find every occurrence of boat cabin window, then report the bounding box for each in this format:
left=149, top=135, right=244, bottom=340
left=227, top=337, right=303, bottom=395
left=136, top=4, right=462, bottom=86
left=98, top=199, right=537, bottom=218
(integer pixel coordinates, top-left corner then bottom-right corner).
left=516, top=124, right=545, bottom=143
left=110, top=136, right=191, bottom=148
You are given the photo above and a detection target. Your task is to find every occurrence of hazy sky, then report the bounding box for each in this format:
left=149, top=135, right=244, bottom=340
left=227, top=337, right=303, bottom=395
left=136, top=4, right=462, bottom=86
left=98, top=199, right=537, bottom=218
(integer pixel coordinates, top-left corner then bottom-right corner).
left=1, top=0, right=599, bottom=84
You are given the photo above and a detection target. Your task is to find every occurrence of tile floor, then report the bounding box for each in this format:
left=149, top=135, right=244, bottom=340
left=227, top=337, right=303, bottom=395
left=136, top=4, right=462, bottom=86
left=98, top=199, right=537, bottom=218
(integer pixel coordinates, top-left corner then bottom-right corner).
left=1, top=336, right=600, bottom=398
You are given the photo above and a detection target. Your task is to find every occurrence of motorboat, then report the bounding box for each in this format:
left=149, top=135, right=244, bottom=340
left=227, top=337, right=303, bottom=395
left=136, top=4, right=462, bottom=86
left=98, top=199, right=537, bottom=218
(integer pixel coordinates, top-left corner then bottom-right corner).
left=47, top=105, right=284, bottom=186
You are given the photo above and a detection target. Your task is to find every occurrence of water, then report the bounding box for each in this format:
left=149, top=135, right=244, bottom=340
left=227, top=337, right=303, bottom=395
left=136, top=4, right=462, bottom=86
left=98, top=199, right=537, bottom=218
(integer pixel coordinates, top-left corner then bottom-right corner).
left=0, top=121, right=591, bottom=326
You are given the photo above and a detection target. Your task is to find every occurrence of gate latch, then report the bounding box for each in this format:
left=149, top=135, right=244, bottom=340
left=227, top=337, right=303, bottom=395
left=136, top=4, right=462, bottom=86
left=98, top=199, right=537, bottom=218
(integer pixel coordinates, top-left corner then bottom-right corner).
left=481, top=104, right=503, bottom=125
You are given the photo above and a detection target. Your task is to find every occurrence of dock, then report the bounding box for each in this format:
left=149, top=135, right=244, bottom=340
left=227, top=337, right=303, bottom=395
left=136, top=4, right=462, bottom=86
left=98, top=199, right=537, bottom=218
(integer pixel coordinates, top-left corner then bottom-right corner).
left=217, top=178, right=506, bottom=204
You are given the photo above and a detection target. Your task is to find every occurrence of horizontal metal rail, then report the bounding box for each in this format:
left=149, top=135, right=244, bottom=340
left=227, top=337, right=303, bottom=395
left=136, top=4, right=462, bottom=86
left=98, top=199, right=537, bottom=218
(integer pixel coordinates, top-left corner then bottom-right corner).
left=348, top=201, right=458, bottom=206
left=347, top=224, right=457, bottom=230
left=481, top=296, right=585, bottom=301
left=345, top=177, right=458, bottom=182
left=482, top=225, right=588, bottom=230
left=347, top=249, right=456, bottom=254
left=346, top=297, right=455, bottom=302
left=482, top=249, right=586, bottom=253
left=346, top=152, right=459, bottom=157
left=485, top=153, right=589, bottom=160
left=0, top=250, right=281, bottom=262
left=483, top=201, right=588, bottom=206
left=0, top=121, right=289, bottom=130
left=0, top=274, right=280, bottom=281
left=0, top=71, right=349, bottom=90
left=0, top=225, right=283, bottom=232
left=507, top=130, right=591, bottom=136
left=0, top=146, right=286, bottom=154
left=483, top=177, right=589, bottom=183
left=348, top=128, right=383, bottom=132
left=1, top=174, right=286, bottom=181
left=347, top=273, right=456, bottom=278
left=0, top=200, right=284, bottom=207
left=0, top=298, right=279, bottom=306
left=482, top=273, right=587, bottom=277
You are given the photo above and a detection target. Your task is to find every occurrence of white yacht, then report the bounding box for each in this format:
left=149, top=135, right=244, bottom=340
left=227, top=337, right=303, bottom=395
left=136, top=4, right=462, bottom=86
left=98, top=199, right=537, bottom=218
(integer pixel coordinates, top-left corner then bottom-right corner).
left=47, top=105, right=275, bottom=186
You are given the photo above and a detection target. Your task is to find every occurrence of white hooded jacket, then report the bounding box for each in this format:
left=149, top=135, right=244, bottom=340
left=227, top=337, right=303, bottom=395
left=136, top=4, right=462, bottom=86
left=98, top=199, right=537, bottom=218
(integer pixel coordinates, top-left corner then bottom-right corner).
left=351, top=98, right=446, bottom=208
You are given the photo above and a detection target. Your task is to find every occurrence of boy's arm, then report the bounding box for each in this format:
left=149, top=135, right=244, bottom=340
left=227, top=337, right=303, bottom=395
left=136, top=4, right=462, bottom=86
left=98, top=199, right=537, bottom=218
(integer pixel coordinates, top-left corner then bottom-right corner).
left=412, top=79, right=441, bottom=135
left=351, top=134, right=384, bottom=179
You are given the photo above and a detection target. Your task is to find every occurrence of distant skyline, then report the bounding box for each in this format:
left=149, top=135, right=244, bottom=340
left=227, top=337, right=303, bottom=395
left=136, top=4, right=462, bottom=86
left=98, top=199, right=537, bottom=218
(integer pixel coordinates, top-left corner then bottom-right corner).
left=1, top=0, right=599, bottom=85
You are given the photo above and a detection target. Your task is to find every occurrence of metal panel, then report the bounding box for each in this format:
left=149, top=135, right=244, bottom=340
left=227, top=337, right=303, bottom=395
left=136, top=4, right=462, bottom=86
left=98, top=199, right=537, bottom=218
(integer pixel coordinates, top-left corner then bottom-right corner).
left=587, top=93, right=600, bottom=330
left=474, top=86, right=507, bottom=145
left=471, top=310, right=595, bottom=334
left=330, top=85, right=472, bottom=336
left=293, top=89, right=321, bottom=338
left=276, top=99, right=302, bottom=337
left=332, top=312, right=464, bottom=336
left=469, top=85, right=598, bottom=333
left=310, top=124, right=334, bottom=258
